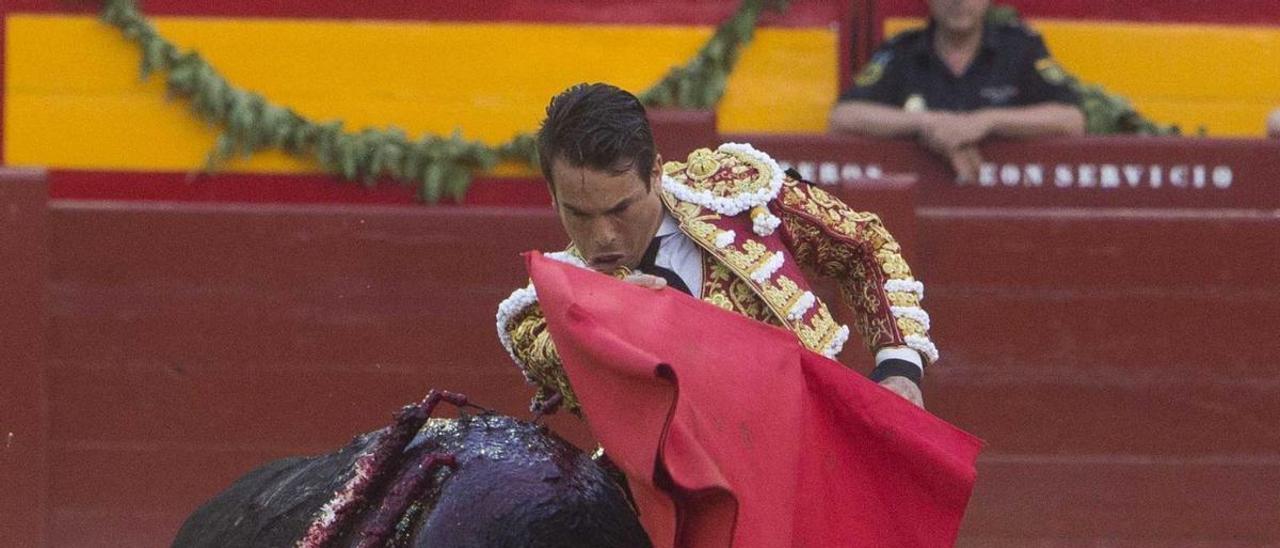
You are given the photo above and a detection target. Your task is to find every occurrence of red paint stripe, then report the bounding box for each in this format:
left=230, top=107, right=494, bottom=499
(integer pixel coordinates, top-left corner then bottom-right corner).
left=876, top=0, right=1280, bottom=26
left=0, top=0, right=841, bottom=27
left=48, top=170, right=552, bottom=208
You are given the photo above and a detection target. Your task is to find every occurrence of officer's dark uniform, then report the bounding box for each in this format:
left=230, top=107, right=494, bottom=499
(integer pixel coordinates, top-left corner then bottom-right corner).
left=839, top=21, right=1079, bottom=110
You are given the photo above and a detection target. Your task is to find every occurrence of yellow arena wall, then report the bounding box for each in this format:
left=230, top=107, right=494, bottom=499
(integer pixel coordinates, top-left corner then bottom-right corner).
left=885, top=17, right=1280, bottom=137
left=3, top=15, right=836, bottom=175
left=8, top=11, right=1274, bottom=179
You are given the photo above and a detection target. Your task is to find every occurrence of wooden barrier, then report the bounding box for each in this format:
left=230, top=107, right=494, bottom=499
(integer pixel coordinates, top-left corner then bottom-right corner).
left=5, top=182, right=912, bottom=546
left=41, top=200, right=573, bottom=547
left=5, top=132, right=1280, bottom=544
left=36, top=130, right=1280, bottom=211
left=922, top=207, right=1280, bottom=544
left=737, top=134, right=1280, bottom=209
left=0, top=169, right=49, bottom=548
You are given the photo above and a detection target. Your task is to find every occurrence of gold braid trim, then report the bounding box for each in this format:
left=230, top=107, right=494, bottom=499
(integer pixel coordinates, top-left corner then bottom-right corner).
left=701, top=254, right=782, bottom=325
left=505, top=303, right=583, bottom=414
left=775, top=179, right=938, bottom=363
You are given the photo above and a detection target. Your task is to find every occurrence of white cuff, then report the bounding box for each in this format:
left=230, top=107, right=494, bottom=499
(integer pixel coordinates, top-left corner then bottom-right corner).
left=874, top=346, right=924, bottom=373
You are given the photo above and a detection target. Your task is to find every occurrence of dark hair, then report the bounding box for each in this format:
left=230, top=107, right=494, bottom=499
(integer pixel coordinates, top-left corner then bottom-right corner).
left=536, top=83, right=656, bottom=193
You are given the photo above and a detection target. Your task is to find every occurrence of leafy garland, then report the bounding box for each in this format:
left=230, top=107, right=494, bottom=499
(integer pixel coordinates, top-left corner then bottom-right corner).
left=99, top=0, right=787, bottom=202
left=985, top=5, right=1181, bottom=135
left=641, top=0, right=789, bottom=108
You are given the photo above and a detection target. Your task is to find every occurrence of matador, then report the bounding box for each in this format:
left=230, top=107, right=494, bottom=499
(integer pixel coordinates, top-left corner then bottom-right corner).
left=496, top=83, right=937, bottom=416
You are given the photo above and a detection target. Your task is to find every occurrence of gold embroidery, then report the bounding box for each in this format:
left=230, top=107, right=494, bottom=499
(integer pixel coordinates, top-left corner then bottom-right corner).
left=876, top=249, right=912, bottom=278
left=773, top=177, right=936, bottom=356
left=669, top=199, right=703, bottom=221
left=794, top=305, right=842, bottom=354
left=705, top=254, right=735, bottom=284
left=721, top=239, right=773, bottom=277
left=760, top=275, right=808, bottom=318
left=705, top=292, right=735, bottom=312
left=749, top=205, right=771, bottom=222
left=804, top=183, right=844, bottom=209
left=716, top=147, right=773, bottom=194
left=665, top=147, right=775, bottom=202
left=701, top=257, right=778, bottom=324
left=729, top=276, right=781, bottom=326
left=507, top=303, right=583, bottom=414
left=895, top=317, right=927, bottom=338
left=664, top=189, right=790, bottom=325
left=506, top=170, right=949, bottom=418
left=887, top=292, right=921, bottom=308
left=781, top=184, right=808, bottom=208
left=682, top=214, right=724, bottom=243
left=663, top=163, right=924, bottom=361
left=666, top=181, right=808, bottom=334
left=686, top=148, right=722, bottom=180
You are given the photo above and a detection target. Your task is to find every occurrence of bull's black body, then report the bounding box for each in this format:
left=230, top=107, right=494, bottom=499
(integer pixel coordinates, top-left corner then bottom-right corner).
left=173, top=413, right=651, bottom=548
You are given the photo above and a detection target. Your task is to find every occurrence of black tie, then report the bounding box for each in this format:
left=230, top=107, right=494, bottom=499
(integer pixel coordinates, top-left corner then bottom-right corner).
left=637, top=235, right=692, bottom=295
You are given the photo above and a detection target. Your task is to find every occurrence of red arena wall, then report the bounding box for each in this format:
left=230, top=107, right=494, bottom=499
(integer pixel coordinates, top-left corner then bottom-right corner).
left=3, top=1, right=1280, bottom=546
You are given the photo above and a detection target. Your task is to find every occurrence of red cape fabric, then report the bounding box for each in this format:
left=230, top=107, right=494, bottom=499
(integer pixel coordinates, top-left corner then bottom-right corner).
left=527, top=252, right=982, bottom=548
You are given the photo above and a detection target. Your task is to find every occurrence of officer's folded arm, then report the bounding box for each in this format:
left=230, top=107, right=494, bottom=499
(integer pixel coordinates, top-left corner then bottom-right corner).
left=828, top=101, right=939, bottom=139
left=974, top=102, right=1086, bottom=139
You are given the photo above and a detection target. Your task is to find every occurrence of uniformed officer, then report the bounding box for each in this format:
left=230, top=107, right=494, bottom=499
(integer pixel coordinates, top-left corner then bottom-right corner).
left=829, top=0, right=1085, bottom=182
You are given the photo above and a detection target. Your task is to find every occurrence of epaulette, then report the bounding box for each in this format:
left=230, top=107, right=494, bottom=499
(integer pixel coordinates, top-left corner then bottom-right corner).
left=660, top=143, right=851, bottom=359
left=660, top=143, right=785, bottom=236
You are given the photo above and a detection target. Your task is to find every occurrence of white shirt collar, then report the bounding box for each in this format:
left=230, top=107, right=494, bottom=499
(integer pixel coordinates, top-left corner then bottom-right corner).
left=655, top=209, right=680, bottom=238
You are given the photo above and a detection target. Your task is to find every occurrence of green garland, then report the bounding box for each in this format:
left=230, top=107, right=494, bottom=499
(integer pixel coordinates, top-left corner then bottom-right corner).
left=985, top=5, right=1181, bottom=135
left=641, top=0, right=789, bottom=108
left=99, top=0, right=786, bottom=202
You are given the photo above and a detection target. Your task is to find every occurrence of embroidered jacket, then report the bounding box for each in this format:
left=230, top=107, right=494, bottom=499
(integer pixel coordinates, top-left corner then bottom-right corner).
left=497, top=143, right=937, bottom=414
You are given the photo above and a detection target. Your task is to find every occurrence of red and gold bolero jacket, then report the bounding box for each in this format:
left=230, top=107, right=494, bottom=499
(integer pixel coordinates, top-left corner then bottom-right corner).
left=497, top=143, right=937, bottom=414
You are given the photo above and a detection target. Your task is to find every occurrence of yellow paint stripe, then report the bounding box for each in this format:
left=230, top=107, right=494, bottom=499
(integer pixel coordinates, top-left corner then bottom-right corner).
left=4, top=15, right=834, bottom=173
left=718, top=28, right=838, bottom=134
left=884, top=17, right=1280, bottom=136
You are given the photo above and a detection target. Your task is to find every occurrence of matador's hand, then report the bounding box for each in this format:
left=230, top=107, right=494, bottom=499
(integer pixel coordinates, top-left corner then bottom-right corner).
left=622, top=273, right=667, bottom=290
left=878, top=376, right=924, bottom=408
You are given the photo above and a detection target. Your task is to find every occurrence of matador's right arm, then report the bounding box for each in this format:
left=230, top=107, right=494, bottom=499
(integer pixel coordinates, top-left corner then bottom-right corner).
left=498, top=292, right=583, bottom=415
left=497, top=250, right=591, bottom=415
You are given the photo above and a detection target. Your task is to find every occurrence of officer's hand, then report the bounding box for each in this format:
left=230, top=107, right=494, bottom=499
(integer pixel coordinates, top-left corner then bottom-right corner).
left=947, top=146, right=984, bottom=184
left=878, top=376, right=924, bottom=408
left=919, top=112, right=991, bottom=154
left=623, top=273, right=667, bottom=290
left=917, top=112, right=959, bottom=153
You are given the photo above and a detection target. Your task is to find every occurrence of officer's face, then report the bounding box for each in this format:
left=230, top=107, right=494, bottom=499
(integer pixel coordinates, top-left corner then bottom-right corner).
left=928, top=0, right=989, bottom=35
left=549, top=156, right=664, bottom=275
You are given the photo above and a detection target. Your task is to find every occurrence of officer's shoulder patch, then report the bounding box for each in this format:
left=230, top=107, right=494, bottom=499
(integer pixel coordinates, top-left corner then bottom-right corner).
left=855, top=50, right=893, bottom=87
